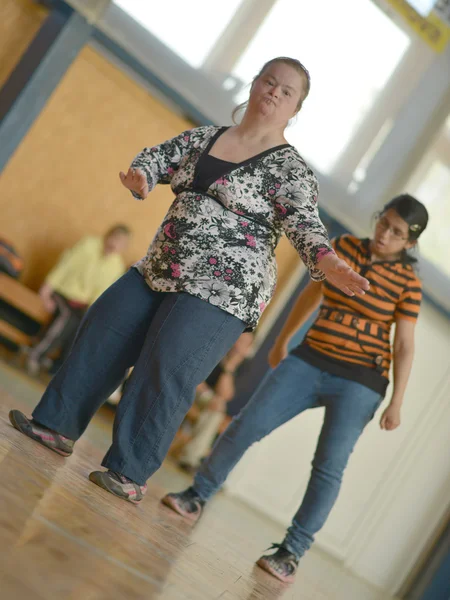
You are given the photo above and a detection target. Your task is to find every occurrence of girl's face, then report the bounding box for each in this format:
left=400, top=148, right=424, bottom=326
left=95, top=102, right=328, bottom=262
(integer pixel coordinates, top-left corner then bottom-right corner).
left=372, top=209, right=416, bottom=257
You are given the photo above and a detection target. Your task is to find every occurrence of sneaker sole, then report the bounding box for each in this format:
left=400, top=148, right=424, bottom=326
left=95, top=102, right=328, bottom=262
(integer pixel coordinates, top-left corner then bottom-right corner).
left=161, top=494, right=202, bottom=522
left=256, top=557, right=296, bottom=584
left=88, top=471, right=141, bottom=505
left=8, top=410, right=72, bottom=457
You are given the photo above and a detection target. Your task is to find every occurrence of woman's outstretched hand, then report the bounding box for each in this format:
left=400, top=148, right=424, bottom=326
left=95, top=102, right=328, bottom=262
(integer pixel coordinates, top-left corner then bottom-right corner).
left=119, top=167, right=149, bottom=199
left=317, top=253, right=369, bottom=296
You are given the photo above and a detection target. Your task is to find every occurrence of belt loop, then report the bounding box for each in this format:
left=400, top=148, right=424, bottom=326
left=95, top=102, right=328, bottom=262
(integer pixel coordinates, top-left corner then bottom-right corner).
left=374, top=355, right=384, bottom=373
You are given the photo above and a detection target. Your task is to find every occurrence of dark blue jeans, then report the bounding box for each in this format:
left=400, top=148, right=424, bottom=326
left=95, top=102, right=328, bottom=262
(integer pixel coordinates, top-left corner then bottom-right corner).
left=193, top=355, right=383, bottom=558
left=32, top=269, right=245, bottom=484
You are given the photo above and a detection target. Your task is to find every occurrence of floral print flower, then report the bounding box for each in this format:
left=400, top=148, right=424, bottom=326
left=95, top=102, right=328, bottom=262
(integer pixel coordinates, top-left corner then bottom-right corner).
left=199, top=281, right=232, bottom=306
left=279, top=183, right=305, bottom=204
left=245, top=234, right=256, bottom=248
left=170, top=263, right=181, bottom=278
left=164, top=223, right=177, bottom=239
left=269, top=158, right=300, bottom=179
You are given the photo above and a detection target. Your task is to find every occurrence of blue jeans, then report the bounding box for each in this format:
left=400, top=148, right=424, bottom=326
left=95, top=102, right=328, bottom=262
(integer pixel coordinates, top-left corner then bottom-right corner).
left=193, top=355, right=383, bottom=558
left=32, top=269, right=245, bottom=484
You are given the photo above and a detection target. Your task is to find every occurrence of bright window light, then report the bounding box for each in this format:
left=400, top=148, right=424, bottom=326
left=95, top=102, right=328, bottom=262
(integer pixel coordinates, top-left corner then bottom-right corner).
left=113, top=0, right=244, bottom=68
left=405, top=116, right=450, bottom=277
left=407, top=0, right=436, bottom=16
left=232, top=0, right=410, bottom=175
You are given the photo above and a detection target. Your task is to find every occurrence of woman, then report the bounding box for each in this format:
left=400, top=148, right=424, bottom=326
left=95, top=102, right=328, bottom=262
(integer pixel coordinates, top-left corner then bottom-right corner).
left=162, top=195, right=429, bottom=584
left=9, top=57, right=368, bottom=503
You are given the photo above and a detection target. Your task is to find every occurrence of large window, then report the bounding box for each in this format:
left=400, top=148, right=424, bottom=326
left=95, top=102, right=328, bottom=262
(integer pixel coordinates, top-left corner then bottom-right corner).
left=407, top=0, right=436, bottom=16
left=112, top=0, right=245, bottom=68
left=231, top=0, right=410, bottom=174
left=405, top=115, right=450, bottom=277
left=112, top=0, right=412, bottom=175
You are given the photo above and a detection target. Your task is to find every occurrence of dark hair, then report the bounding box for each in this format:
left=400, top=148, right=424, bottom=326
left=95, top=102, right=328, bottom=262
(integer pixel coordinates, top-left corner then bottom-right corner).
left=381, top=194, right=429, bottom=241
left=106, top=224, right=131, bottom=238
left=380, top=194, right=429, bottom=265
left=232, top=56, right=311, bottom=124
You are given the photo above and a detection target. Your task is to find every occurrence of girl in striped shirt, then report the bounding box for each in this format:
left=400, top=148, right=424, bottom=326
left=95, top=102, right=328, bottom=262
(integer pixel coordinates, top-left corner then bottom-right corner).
left=163, top=194, right=429, bottom=584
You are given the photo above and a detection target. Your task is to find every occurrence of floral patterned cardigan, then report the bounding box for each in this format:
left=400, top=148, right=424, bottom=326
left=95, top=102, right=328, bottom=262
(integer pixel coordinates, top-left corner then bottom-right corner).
left=131, top=125, right=333, bottom=329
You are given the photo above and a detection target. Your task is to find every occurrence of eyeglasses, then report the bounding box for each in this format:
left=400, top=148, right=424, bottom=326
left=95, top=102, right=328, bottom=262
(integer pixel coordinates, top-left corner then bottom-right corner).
left=375, top=215, right=409, bottom=241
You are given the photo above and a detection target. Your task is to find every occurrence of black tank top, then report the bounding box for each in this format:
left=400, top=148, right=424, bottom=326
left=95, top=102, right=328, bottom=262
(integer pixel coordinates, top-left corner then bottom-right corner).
left=194, top=154, right=237, bottom=191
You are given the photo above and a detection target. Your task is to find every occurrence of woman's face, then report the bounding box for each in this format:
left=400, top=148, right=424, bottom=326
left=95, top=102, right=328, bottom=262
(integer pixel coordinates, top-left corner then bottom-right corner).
left=247, top=62, right=306, bottom=127
left=372, top=209, right=416, bottom=257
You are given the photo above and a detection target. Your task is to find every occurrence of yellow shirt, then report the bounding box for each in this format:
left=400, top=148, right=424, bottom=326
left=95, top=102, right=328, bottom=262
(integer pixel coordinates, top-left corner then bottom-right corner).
left=46, top=236, right=125, bottom=305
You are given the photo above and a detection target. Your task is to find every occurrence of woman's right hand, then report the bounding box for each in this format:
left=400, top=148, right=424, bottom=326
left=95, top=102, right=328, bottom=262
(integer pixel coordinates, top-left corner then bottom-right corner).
left=268, top=340, right=289, bottom=369
left=317, top=252, right=369, bottom=296
left=119, top=167, right=149, bottom=199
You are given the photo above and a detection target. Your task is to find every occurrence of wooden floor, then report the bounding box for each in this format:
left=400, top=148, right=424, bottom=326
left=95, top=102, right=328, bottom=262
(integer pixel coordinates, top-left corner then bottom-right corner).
left=0, top=360, right=393, bottom=600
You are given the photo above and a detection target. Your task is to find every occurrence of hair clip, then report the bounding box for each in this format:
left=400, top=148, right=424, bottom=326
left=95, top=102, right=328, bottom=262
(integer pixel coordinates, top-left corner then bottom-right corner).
left=409, top=224, right=421, bottom=232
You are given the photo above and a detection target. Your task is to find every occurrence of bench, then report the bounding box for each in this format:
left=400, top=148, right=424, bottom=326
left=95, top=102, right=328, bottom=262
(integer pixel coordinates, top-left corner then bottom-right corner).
left=0, top=273, right=51, bottom=348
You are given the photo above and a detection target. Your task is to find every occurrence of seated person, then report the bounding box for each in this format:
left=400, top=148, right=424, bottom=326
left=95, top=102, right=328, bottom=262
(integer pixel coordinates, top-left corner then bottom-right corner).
left=26, top=225, right=131, bottom=375
left=177, top=332, right=253, bottom=473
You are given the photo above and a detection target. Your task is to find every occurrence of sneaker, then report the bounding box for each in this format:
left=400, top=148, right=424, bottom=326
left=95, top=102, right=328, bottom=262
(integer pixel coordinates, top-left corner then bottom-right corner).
left=89, top=470, right=147, bottom=504
left=161, top=487, right=205, bottom=522
left=9, top=410, right=74, bottom=457
left=256, top=544, right=300, bottom=584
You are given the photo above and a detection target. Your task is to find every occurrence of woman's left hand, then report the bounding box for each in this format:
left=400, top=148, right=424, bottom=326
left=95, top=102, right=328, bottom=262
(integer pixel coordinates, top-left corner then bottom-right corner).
left=380, top=404, right=401, bottom=431
left=317, top=253, right=369, bottom=296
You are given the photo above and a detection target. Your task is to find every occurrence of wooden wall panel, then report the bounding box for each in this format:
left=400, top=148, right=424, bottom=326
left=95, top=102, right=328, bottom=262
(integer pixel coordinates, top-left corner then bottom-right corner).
left=0, top=0, right=46, bottom=88
left=0, top=45, right=194, bottom=289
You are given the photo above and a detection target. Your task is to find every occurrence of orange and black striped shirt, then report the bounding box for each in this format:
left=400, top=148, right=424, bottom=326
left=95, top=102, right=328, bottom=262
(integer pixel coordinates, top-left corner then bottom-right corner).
left=292, top=235, right=422, bottom=395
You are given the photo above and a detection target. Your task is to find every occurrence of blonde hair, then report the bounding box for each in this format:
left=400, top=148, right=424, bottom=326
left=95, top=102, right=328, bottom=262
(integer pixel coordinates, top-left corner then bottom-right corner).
left=232, top=57, right=311, bottom=124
